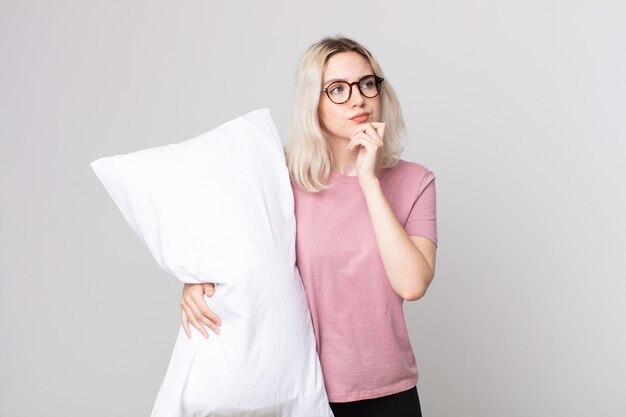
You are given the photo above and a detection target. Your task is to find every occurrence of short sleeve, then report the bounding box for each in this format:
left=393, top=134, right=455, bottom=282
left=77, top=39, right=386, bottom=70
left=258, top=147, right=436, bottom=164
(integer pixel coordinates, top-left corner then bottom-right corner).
left=405, top=169, right=438, bottom=247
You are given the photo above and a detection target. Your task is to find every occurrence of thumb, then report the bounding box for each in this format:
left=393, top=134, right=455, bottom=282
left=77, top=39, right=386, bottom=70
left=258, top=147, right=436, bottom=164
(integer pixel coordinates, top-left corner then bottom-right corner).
left=203, top=282, right=215, bottom=296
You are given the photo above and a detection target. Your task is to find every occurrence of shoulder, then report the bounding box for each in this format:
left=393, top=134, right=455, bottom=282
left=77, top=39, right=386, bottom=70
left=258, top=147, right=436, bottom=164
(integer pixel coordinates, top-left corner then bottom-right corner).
left=386, top=159, right=435, bottom=185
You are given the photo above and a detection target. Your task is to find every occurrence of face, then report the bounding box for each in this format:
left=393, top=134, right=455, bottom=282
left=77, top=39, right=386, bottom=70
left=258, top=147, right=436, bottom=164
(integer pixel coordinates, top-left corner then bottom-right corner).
left=318, top=51, right=381, bottom=143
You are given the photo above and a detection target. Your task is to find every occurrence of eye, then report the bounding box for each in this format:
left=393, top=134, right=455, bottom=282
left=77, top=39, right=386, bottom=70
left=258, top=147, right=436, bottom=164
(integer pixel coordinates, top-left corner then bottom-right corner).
left=329, top=84, right=345, bottom=95
left=360, top=77, right=376, bottom=90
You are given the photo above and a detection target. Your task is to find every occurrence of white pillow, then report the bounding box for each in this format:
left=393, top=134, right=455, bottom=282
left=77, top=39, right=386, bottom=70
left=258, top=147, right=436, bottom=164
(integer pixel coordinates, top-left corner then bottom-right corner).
left=90, top=109, right=333, bottom=417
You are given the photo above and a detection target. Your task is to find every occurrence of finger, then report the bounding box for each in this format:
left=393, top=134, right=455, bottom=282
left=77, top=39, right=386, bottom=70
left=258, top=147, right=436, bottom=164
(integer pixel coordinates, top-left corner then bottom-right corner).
left=347, top=133, right=382, bottom=151
left=351, top=122, right=382, bottom=138
left=189, top=296, right=221, bottom=334
left=347, top=131, right=372, bottom=149
left=363, top=123, right=383, bottom=142
left=181, top=306, right=192, bottom=339
left=203, top=282, right=215, bottom=296
left=370, top=122, right=386, bottom=139
left=350, top=124, right=382, bottom=144
left=347, top=135, right=368, bottom=151
left=350, top=124, right=370, bottom=139
left=356, top=131, right=383, bottom=148
left=182, top=302, right=209, bottom=339
left=183, top=303, right=210, bottom=338
left=362, top=129, right=384, bottom=147
left=198, top=298, right=222, bottom=327
left=192, top=286, right=220, bottom=325
left=195, top=297, right=222, bottom=330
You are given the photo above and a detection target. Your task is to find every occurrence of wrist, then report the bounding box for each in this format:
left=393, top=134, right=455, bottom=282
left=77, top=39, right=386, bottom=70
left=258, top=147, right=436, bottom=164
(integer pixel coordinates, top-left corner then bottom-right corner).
left=359, top=176, right=380, bottom=192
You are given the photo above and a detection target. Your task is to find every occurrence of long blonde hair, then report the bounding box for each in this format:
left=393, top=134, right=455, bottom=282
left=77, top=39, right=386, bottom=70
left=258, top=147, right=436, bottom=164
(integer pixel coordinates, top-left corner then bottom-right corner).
left=285, top=35, right=406, bottom=192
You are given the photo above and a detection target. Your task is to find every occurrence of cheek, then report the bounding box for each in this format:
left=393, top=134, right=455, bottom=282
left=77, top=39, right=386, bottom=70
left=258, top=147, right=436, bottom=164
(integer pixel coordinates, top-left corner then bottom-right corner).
left=318, top=102, right=330, bottom=125
left=319, top=104, right=339, bottom=130
left=373, top=99, right=382, bottom=121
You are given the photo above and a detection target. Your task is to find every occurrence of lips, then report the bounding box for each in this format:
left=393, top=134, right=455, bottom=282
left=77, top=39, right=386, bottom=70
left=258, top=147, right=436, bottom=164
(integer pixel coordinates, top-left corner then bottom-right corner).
left=350, top=112, right=370, bottom=122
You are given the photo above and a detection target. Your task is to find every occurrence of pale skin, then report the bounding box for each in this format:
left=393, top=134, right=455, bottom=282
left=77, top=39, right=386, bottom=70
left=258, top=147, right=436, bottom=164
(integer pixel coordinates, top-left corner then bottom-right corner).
left=181, top=51, right=437, bottom=339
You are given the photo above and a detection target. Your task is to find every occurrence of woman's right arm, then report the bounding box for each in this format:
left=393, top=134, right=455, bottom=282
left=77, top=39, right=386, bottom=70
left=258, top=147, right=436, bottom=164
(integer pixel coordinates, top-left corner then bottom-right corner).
left=181, top=283, right=222, bottom=339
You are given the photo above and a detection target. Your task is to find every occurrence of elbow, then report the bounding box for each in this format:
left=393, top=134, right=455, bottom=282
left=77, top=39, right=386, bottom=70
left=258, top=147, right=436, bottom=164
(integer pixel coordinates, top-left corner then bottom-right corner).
left=399, top=272, right=434, bottom=301
left=400, top=285, right=427, bottom=301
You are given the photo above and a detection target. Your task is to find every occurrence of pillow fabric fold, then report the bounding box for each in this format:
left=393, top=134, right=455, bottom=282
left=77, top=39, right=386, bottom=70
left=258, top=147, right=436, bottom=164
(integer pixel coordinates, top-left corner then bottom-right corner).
left=91, top=108, right=333, bottom=417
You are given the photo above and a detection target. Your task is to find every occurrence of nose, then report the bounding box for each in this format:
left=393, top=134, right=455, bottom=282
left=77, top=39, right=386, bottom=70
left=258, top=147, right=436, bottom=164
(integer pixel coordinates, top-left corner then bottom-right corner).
left=348, top=83, right=365, bottom=106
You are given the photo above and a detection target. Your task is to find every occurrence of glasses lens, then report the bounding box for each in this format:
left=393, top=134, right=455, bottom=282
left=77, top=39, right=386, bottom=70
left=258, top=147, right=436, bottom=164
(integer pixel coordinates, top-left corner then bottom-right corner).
left=327, top=81, right=350, bottom=104
left=359, top=76, right=379, bottom=98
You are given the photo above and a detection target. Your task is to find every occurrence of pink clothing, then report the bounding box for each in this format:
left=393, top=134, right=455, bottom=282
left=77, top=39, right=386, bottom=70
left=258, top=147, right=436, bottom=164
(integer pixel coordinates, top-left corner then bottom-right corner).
left=292, top=159, right=438, bottom=403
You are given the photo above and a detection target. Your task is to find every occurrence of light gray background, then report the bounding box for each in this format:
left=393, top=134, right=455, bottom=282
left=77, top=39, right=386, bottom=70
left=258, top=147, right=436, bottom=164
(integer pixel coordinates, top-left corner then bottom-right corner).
left=1, top=1, right=625, bottom=416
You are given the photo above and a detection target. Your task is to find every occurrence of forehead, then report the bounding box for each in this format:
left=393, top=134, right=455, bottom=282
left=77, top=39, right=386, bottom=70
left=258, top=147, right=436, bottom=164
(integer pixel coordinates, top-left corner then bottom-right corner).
left=322, top=51, right=373, bottom=83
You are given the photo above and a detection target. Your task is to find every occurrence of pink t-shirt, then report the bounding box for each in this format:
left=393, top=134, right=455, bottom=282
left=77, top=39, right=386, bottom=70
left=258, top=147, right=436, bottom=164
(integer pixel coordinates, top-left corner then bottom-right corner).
left=292, top=159, right=437, bottom=403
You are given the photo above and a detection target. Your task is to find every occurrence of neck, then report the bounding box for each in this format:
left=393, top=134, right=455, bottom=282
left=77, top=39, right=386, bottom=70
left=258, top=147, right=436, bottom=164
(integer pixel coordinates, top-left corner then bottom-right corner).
left=327, top=135, right=359, bottom=175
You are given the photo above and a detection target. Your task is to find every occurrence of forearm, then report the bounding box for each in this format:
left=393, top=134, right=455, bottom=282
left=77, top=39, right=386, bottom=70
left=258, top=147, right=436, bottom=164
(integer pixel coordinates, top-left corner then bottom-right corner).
left=360, top=178, right=435, bottom=300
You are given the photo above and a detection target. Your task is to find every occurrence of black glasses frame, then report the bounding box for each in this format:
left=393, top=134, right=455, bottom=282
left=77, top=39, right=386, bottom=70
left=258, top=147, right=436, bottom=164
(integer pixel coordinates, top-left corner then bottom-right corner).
left=320, top=75, right=384, bottom=104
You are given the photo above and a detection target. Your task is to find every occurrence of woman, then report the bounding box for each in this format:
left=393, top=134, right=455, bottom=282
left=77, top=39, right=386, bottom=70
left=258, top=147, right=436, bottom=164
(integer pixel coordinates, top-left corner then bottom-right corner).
left=180, top=36, right=437, bottom=416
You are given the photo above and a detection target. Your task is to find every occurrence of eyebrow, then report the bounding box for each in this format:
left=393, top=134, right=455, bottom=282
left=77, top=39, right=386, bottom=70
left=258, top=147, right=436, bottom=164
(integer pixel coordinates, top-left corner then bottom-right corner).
left=322, top=74, right=375, bottom=85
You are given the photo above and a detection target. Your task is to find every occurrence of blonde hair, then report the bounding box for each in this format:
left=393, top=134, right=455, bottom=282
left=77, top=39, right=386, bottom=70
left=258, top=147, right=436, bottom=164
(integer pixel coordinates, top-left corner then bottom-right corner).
left=285, top=35, right=406, bottom=193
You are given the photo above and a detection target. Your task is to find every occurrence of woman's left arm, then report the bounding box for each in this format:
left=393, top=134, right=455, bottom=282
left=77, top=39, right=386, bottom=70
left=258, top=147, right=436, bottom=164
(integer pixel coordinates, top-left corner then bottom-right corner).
left=349, top=122, right=437, bottom=301
left=360, top=179, right=437, bottom=301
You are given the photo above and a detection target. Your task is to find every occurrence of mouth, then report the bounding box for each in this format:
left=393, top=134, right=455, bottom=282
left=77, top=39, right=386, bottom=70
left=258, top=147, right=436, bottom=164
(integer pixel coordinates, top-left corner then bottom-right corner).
left=350, top=112, right=370, bottom=123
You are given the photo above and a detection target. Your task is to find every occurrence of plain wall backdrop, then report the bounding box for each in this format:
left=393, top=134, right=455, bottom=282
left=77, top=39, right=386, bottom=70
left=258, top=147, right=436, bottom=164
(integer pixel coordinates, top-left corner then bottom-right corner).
left=1, top=1, right=625, bottom=416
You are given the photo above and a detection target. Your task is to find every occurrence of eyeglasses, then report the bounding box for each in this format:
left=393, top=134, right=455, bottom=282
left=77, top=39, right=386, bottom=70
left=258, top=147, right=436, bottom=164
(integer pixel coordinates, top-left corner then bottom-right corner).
left=320, top=75, right=384, bottom=104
